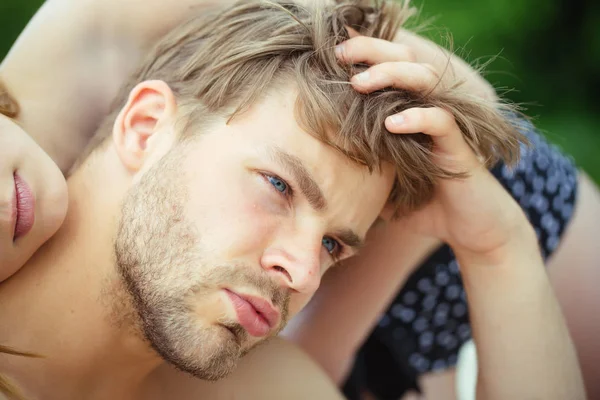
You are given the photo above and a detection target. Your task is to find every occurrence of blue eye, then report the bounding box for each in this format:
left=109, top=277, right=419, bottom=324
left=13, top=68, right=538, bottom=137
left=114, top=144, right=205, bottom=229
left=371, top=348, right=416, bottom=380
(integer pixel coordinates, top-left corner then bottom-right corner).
left=322, top=236, right=339, bottom=254
left=267, top=175, right=288, bottom=194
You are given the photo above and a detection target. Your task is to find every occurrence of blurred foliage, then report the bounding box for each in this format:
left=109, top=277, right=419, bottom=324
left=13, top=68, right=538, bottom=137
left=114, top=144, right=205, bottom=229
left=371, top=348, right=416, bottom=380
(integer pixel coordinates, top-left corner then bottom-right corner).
left=1, top=0, right=598, bottom=182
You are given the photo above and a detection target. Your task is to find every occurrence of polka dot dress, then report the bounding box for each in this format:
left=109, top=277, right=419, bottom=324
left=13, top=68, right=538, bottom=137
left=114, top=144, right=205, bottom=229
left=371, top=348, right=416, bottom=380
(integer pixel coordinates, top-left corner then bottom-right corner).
left=349, top=116, right=579, bottom=399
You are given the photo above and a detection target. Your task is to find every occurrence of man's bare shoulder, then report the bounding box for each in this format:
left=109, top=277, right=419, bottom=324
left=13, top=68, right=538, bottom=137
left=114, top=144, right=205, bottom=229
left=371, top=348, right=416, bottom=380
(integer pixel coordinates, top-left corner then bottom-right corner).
left=147, top=338, right=344, bottom=400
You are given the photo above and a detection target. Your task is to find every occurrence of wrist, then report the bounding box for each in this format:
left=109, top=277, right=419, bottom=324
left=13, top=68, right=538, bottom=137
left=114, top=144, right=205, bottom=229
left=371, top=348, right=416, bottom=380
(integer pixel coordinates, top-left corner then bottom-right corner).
left=452, top=218, right=541, bottom=269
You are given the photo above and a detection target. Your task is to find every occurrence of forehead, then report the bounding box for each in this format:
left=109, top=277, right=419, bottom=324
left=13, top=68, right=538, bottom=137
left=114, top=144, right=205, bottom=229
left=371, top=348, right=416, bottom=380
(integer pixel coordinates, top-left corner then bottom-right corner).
left=190, top=86, right=395, bottom=233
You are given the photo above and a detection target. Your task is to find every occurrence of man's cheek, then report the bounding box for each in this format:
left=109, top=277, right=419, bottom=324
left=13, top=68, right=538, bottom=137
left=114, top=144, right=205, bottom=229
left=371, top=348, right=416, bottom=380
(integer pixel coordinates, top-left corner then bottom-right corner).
left=191, top=198, right=274, bottom=260
left=224, top=202, right=276, bottom=257
left=287, top=293, right=314, bottom=320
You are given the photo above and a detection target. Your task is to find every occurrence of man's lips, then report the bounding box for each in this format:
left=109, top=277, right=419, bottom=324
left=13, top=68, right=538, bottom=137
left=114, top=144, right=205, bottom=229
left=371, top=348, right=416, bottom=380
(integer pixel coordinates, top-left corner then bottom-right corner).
left=12, top=173, right=35, bottom=241
left=224, top=289, right=280, bottom=337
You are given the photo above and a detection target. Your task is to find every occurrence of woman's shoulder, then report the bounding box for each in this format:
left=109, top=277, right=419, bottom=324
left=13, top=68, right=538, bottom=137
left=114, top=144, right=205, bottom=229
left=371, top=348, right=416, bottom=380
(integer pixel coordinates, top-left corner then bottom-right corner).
left=152, top=338, right=344, bottom=400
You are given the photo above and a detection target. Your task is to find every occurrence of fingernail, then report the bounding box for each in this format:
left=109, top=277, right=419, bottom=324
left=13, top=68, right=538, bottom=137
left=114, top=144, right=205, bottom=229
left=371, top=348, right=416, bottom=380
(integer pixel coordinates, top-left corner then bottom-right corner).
left=354, top=71, right=370, bottom=83
left=335, top=45, right=344, bottom=57
left=389, top=114, right=405, bottom=125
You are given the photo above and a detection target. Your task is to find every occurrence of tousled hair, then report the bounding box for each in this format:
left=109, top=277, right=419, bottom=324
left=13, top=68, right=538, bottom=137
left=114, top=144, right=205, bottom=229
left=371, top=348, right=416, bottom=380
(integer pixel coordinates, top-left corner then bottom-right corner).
left=82, top=0, right=525, bottom=217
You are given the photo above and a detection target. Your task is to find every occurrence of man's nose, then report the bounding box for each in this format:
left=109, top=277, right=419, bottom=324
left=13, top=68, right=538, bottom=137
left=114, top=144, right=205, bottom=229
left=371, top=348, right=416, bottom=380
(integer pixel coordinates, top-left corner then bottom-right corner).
left=260, top=240, right=322, bottom=294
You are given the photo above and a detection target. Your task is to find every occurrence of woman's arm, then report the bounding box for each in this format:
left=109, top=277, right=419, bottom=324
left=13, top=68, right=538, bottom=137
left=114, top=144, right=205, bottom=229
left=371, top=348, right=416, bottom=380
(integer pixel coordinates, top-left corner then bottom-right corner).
left=153, top=338, right=345, bottom=400
left=1, top=0, right=114, bottom=172
left=0, top=0, right=227, bottom=172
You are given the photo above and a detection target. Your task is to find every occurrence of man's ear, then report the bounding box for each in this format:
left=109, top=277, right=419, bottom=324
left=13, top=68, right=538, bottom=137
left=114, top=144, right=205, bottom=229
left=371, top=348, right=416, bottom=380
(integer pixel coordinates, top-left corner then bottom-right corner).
left=112, top=80, right=178, bottom=172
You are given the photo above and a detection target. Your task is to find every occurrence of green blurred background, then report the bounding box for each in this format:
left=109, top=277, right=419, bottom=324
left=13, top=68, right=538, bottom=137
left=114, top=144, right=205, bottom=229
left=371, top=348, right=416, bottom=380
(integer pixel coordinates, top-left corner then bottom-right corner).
left=1, top=0, right=598, bottom=182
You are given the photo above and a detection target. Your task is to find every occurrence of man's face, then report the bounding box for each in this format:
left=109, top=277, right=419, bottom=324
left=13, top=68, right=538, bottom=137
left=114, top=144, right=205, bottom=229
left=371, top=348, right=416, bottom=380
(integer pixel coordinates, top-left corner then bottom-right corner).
left=113, top=86, right=394, bottom=380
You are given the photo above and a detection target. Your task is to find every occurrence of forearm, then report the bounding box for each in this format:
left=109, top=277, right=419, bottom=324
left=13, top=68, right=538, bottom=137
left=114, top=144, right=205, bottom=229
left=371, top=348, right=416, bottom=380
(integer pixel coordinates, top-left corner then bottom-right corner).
left=0, top=0, right=230, bottom=173
left=0, top=0, right=119, bottom=171
left=458, top=224, right=585, bottom=400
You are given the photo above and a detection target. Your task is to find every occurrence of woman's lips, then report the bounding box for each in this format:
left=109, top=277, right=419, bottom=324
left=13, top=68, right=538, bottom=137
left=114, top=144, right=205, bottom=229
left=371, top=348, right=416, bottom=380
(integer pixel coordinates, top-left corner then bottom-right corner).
left=224, top=289, right=280, bottom=337
left=13, top=173, right=35, bottom=241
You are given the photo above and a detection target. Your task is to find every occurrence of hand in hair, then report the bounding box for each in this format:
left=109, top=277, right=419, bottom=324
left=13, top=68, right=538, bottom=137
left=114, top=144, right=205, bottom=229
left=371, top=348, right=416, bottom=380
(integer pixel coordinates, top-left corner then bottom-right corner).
left=337, top=35, right=533, bottom=263
left=386, top=104, right=531, bottom=263
left=337, top=35, right=587, bottom=400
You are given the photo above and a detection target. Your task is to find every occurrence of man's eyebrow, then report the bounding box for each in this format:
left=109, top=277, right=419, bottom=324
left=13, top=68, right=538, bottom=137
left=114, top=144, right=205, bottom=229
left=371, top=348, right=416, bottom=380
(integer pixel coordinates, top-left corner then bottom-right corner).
left=334, top=228, right=365, bottom=252
left=265, top=146, right=365, bottom=251
left=266, top=146, right=327, bottom=211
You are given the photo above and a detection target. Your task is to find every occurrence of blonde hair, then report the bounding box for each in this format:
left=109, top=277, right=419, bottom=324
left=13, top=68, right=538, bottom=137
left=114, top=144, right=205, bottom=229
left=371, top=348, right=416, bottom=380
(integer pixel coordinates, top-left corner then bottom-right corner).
left=0, top=346, right=41, bottom=400
left=81, top=0, right=525, bottom=217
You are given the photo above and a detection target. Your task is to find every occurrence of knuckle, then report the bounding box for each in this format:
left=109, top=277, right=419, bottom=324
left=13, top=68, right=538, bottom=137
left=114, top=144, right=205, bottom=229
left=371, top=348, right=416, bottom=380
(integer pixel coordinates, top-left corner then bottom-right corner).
left=365, top=63, right=387, bottom=83
left=393, top=62, right=417, bottom=85
left=422, top=63, right=438, bottom=74
left=349, top=35, right=368, bottom=50
left=407, top=108, right=424, bottom=125
left=381, top=62, right=398, bottom=76
left=420, top=64, right=440, bottom=82
left=438, top=109, right=457, bottom=127
left=403, top=46, right=418, bottom=62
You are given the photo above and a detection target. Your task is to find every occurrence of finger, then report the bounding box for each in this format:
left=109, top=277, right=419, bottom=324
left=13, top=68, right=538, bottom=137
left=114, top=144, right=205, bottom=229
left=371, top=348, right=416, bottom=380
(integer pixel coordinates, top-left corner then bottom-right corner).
left=350, top=61, right=440, bottom=93
left=385, top=107, right=480, bottom=167
left=336, top=36, right=417, bottom=65
left=345, top=26, right=361, bottom=38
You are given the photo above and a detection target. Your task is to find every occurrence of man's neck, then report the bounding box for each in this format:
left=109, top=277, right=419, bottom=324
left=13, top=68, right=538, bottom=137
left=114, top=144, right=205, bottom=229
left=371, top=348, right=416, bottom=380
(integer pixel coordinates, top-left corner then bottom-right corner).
left=0, top=162, right=164, bottom=399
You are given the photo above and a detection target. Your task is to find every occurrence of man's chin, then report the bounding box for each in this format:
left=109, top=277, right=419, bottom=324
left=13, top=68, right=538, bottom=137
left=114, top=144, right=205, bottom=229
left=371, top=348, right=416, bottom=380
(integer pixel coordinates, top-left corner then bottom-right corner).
left=189, top=361, right=239, bottom=382
left=147, top=322, right=244, bottom=381
left=194, top=334, right=275, bottom=381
